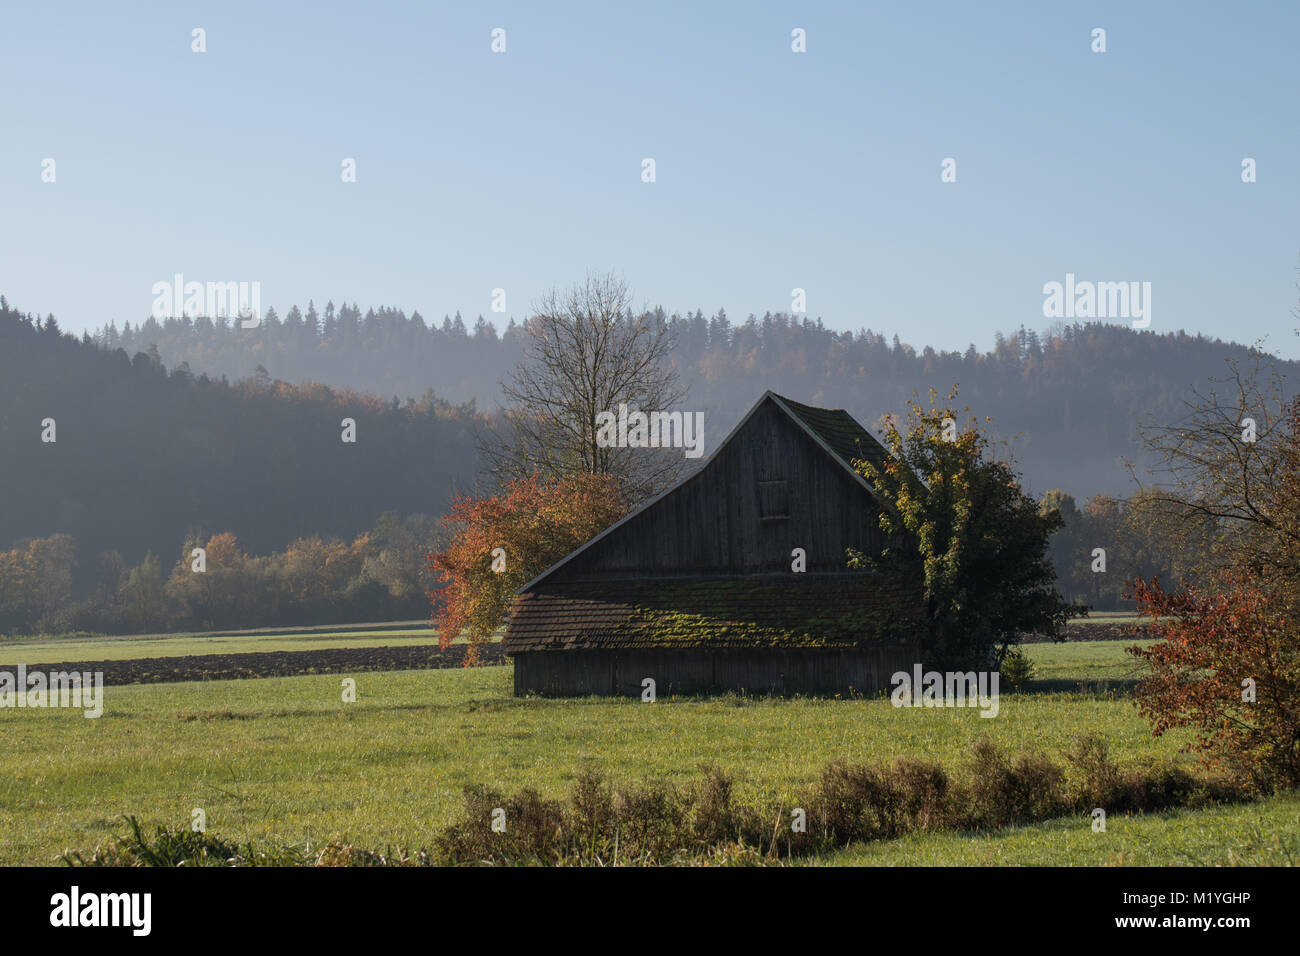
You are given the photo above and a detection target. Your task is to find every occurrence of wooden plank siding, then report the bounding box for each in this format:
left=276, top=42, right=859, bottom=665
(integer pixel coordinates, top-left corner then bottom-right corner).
left=512, top=646, right=921, bottom=698
left=547, top=399, right=890, bottom=582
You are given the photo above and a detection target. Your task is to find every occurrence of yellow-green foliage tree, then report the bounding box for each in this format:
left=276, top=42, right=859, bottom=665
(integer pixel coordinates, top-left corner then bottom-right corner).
left=165, top=532, right=255, bottom=629
left=851, top=389, right=1082, bottom=668
left=0, top=533, right=76, bottom=634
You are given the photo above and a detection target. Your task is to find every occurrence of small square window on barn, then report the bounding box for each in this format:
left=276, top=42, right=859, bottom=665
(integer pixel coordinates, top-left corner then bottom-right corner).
left=758, top=479, right=791, bottom=520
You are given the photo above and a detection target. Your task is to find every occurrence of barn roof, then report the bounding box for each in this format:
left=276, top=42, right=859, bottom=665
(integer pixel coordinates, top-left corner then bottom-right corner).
left=504, top=575, right=922, bottom=652
left=772, top=393, right=891, bottom=475
left=515, top=391, right=891, bottom=595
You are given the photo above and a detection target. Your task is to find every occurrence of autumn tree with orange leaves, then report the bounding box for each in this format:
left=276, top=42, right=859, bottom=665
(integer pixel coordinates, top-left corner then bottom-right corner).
left=1128, top=358, right=1300, bottom=791
left=428, top=473, right=628, bottom=661
left=1130, top=575, right=1300, bottom=791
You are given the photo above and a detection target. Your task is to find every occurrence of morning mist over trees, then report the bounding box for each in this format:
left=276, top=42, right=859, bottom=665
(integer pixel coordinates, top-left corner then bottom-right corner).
left=85, top=294, right=1295, bottom=499
left=3, top=285, right=1295, bottom=636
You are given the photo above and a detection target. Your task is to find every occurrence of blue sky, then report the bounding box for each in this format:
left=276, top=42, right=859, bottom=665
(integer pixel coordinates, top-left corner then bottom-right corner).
left=2, top=1, right=1297, bottom=355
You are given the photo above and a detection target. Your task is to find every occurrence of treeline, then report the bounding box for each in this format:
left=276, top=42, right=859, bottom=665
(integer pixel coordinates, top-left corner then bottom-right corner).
left=0, top=486, right=1168, bottom=638
left=0, top=513, right=442, bottom=636
left=2, top=292, right=1284, bottom=631
left=1039, top=490, right=1197, bottom=611
left=97, top=302, right=521, bottom=412
left=97, top=302, right=1295, bottom=497
left=0, top=298, right=482, bottom=594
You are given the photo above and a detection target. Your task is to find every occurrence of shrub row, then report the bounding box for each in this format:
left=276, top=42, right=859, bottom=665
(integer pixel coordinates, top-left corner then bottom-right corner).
left=66, top=735, right=1248, bottom=867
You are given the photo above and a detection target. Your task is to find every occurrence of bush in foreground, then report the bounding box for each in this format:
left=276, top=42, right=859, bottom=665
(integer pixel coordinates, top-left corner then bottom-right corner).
left=1130, top=575, right=1300, bottom=793
left=67, top=738, right=1253, bottom=867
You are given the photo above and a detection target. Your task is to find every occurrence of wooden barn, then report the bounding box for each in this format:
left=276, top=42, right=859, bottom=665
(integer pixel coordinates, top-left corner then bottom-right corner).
left=502, top=391, right=924, bottom=697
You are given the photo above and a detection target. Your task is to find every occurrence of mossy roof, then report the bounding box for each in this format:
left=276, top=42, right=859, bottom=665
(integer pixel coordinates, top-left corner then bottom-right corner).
left=502, top=575, right=922, bottom=652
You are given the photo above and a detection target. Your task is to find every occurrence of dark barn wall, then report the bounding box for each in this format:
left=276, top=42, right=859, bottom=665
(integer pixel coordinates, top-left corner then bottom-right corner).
left=550, top=399, right=888, bottom=581
left=512, top=646, right=920, bottom=698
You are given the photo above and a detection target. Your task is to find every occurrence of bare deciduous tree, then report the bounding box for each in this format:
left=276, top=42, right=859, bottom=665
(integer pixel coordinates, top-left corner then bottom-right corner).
left=481, top=272, right=688, bottom=501
left=1130, top=353, right=1297, bottom=581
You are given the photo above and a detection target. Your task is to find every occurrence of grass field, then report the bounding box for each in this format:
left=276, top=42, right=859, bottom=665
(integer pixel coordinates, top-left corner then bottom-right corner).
left=6, top=636, right=1291, bottom=866
left=1025, top=637, right=1152, bottom=684
left=819, top=794, right=1300, bottom=865
left=0, top=626, right=444, bottom=667
left=1070, top=611, right=1142, bottom=625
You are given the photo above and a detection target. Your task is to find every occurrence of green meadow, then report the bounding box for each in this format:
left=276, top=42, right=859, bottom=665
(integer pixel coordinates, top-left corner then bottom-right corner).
left=0, top=626, right=443, bottom=667
left=818, top=794, right=1300, bottom=866
left=0, top=637, right=1291, bottom=865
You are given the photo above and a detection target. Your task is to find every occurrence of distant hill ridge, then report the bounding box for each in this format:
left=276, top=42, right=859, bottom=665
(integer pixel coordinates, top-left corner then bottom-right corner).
left=89, top=299, right=1296, bottom=497
left=2, top=294, right=1294, bottom=580
left=0, top=297, right=480, bottom=583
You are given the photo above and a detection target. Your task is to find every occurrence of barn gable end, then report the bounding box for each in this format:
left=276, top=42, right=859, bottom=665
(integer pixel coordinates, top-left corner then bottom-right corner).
left=524, top=392, right=893, bottom=585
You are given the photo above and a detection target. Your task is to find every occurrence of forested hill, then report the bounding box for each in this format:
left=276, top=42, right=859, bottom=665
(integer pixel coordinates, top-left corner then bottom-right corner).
left=0, top=299, right=481, bottom=587
left=94, top=301, right=1296, bottom=498
left=4, top=293, right=1294, bottom=589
